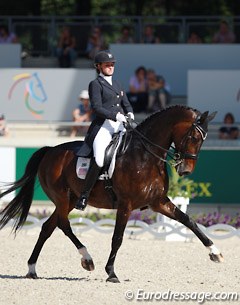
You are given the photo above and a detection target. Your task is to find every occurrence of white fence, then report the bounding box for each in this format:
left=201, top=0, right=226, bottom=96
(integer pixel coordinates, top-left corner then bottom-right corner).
left=3, top=215, right=240, bottom=240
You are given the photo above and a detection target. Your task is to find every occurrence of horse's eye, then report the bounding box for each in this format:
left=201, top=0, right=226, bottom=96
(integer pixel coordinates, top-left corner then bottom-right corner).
left=191, top=136, right=198, bottom=143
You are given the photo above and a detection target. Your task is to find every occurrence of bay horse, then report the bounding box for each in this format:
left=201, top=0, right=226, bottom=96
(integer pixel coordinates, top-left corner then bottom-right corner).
left=0, top=105, right=223, bottom=283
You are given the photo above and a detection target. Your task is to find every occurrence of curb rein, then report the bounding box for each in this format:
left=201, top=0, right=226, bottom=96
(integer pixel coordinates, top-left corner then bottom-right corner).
left=125, top=117, right=207, bottom=167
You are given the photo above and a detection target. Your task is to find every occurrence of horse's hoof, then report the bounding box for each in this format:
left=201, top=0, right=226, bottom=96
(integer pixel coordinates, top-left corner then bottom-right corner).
left=26, top=272, right=38, bottom=279
left=209, top=253, right=224, bottom=263
left=106, top=276, right=120, bottom=283
left=81, top=259, right=95, bottom=271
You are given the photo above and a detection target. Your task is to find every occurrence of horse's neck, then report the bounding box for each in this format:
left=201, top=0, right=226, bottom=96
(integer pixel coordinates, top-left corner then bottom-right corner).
left=137, top=114, right=173, bottom=149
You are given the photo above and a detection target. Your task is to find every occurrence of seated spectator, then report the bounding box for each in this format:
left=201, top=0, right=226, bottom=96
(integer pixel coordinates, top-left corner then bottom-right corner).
left=187, top=32, right=202, bottom=43
left=219, top=113, right=239, bottom=140
left=142, top=25, right=160, bottom=43
left=0, top=24, right=18, bottom=43
left=86, top=26, right=107, bottom=60
left=127, top=66, right=148, bottom=112
left=116, top=25, right=134, bottom=43
left=70, top=90, right=92, bottom=137
left=0, top=114, right=9, bottom=136
left=56, top=26, right=77, bottom=68
left=146, top=70, right=171, bottom=112
left=129, top=66, right=147, bottom=94
left=212, top=20, right=236, bottom=44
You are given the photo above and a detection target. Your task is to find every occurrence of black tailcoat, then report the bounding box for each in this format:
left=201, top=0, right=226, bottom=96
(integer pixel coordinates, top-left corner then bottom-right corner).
left=76, top=75, right=133, bottom=157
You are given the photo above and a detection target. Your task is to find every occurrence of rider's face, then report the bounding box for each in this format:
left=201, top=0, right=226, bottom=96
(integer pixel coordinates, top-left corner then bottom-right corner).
left=100, top=62, right=115, bottom=76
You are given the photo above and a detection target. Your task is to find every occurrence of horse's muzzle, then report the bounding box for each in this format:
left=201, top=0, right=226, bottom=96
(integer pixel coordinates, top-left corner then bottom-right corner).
left=176, top=162, right=194, bottom=176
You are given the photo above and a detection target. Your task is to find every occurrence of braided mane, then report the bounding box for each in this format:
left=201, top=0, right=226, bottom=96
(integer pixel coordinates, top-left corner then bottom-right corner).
left=137, top=105, right=200, bottom=129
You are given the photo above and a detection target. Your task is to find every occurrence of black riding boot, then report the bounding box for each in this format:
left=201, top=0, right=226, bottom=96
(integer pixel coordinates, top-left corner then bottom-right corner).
left=75, top=159, right=102, bottom=211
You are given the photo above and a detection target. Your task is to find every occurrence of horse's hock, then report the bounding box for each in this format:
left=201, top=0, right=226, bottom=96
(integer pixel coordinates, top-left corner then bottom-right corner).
left=157, top=196, right=190, bottom=241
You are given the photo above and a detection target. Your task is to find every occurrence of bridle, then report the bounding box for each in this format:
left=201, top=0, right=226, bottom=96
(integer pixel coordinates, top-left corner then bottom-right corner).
left=173, top=121, right=207, bottom=164
left=126, top=116, right=207, bottom=167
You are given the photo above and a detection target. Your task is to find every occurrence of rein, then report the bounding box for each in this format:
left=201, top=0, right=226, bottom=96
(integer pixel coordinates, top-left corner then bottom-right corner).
left=125, top=117, right=207, bottom=167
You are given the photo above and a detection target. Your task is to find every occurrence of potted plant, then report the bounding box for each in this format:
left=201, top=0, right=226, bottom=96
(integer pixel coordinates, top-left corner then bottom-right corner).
left=158, top=165, right=198, bottom=241
left=168, top=164, right=196, bottom=200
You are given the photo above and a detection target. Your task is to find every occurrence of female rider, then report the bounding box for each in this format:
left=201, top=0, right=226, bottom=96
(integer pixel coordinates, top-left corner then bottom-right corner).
left=75, top=51, right=134, bottom=210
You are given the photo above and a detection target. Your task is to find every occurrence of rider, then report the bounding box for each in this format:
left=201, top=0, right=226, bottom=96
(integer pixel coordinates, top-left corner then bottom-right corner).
left=75, top=50, right=134, bottom=210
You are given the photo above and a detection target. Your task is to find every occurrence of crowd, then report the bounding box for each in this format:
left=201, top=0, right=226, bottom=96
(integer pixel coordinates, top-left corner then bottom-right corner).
left=127, top=66, right=171, bottom=113
left=0, top=20, right=237, bottom=68
left=0, top=19, right=239, bottom=140
left=54, top=20, right=237, bottom=67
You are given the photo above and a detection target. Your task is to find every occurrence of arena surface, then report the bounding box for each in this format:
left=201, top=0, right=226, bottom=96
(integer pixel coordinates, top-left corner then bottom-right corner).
left=0, top=229, right=239, bottom=305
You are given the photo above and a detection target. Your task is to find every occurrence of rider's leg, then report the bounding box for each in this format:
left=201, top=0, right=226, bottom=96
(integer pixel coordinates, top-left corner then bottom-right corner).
left=75, top=124, right=112, bottom=211
left=75, top=158, right=102, bottom=210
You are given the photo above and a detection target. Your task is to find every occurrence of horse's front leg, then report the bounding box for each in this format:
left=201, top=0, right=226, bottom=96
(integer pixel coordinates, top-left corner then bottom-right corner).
left=151, top=199, right=224, bottom=263
left=105, top=205, right=131, bottom=283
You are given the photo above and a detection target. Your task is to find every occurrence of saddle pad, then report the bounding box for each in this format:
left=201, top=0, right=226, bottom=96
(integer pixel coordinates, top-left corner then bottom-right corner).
left=76, top=131, right=124, bottom=180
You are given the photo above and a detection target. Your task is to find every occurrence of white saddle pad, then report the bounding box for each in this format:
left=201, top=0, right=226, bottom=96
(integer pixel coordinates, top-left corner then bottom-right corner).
left=76, top=131, right=124, bottom=180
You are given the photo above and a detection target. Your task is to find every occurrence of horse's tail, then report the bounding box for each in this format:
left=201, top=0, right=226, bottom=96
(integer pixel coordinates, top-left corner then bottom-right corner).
left=0, top=146, right=51, bottom=233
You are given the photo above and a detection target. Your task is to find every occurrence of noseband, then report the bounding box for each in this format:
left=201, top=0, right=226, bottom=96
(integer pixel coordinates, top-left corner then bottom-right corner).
left=130, top=117, right=207, bottom=166
left=174, top=122, right=207, bottom=162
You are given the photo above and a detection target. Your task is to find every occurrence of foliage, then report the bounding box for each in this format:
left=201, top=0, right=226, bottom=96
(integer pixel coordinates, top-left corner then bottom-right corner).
left=129, top=209, right=156, bottom=224
left=192, top=212, right=240, bottom=228
left=0, top=0, right=239, bottom=16
left=167, top=165, right=198, bottom=199
left=9, top=207, right=240, bottom=229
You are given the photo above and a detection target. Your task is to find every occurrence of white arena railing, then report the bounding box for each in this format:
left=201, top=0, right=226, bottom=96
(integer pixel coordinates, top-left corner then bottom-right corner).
left=2, top=215, right=240, bottom=240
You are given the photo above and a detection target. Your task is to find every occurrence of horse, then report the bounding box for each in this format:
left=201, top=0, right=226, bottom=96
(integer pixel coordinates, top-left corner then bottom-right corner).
left=0, top=105, right=223, bottom=283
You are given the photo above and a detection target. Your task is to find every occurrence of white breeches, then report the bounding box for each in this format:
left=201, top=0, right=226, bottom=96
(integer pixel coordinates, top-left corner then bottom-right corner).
left=93, top=119, right=125, bottom=167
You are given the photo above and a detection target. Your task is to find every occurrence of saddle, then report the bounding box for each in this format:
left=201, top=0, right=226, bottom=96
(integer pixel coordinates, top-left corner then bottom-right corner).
left=76, top=130, right=132, bottom=180
left=76, top=121, right=135, bottom=207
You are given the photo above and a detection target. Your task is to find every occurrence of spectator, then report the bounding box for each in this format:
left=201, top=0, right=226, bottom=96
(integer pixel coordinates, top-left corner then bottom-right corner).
left=212, top=20, right=236, bottom=44
left=85, top=26, right=107, bottom=60
left=0, top=24, right=18, bottom=43
left=0, top=114, right=9, bottom=136
left=146, top=70, right=171, bottom=112
left=187, top=32, right=202, bottom=43
left=142, top=25, right=160, bottom=43
left=56, top=26, right=77, bottom=68
left=127, top=66, right=148, bottom=112
left=116, top=25, right=134, bottom=43
left=219, top=113, right=239, bottom=140
left=70, top=90, right=92, bottom=137
left=129, top=66, right=147, bottom=94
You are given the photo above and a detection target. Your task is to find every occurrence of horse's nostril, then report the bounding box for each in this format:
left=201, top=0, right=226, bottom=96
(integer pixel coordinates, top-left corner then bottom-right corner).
left=177, top=169, right=191, bottom=176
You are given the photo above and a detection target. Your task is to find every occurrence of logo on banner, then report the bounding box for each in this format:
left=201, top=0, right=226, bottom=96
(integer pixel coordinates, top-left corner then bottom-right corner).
left=8, top=72, right=48, bottom=119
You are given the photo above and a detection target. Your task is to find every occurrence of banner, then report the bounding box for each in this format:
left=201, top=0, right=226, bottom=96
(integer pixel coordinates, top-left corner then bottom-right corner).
left=0, top=68, right=95, bottom=121
left=1, top=147, right=240, bottom=204
left=188, top=70, right=240, bottom=123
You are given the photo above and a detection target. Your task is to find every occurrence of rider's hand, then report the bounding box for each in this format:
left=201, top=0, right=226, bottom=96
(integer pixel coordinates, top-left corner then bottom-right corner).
left=116, top=112, right=127, bottom=123
left=127, top=112, right=134, bottom=120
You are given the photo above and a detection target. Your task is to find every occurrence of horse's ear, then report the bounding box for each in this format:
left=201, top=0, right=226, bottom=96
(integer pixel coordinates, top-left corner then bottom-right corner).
left=198, top=111, right=209, bottom=124
left=207, top=111, right=217, bottom=122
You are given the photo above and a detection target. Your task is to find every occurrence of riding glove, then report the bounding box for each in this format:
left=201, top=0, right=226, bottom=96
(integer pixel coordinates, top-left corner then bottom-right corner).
left=116, top=112, right=127, bottom=123
left=127, top=112, right=135, bottom=120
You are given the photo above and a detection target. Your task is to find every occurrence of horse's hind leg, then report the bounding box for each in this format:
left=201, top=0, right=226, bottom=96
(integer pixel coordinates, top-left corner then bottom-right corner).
left=152, top=199, right=224, bottom=263
left=57, top=206, right=94, bottom=272
left=26, top=210, right=58, bottom=278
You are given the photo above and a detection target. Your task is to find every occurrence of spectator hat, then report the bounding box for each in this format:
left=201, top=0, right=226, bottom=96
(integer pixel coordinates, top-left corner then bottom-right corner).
left=79, top=90, right=89, bottom=100
left=94, top=51, right=116, bottom=64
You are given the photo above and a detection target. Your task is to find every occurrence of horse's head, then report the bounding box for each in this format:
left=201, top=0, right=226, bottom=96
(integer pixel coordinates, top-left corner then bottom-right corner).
left=173, top=109, right=217, bottom=176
